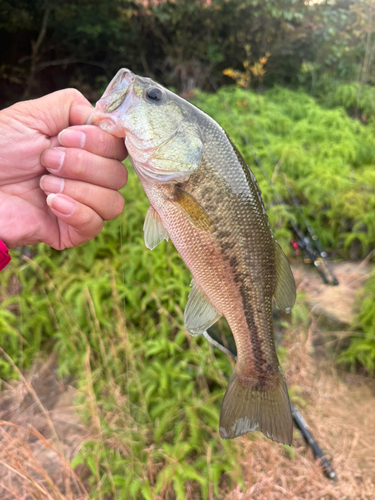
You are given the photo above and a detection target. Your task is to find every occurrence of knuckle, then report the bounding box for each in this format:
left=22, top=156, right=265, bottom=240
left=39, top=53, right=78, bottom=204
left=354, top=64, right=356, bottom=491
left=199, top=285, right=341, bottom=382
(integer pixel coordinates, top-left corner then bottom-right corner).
left=112, top=193, right=125, bottom=218
left=102, top=132, right=116, bottom=157
left=92, top=128, right=112, bottom=157
left=74, top=149, right=88, bottom=178
left=117, top=165, right=128, bottom=188
left=55, top=88, right=82, bottom=105
left=77, top=209, right=103, bottom=234
left=66, top=180, right=80, bottom=200
left=89, top=218, right=104, bottom=237
left=64, top=88, right=83, bottom=101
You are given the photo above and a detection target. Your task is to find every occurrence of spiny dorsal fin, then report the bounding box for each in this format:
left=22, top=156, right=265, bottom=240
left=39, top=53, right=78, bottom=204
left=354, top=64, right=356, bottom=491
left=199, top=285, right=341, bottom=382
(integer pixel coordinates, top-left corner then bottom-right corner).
left=184, top=279, right=221, bottom=336
left=273, top=240, right=296, bottom=313
left=172, top=187, right=214, bottom=232
left=143, top=206, right=169, bottom=250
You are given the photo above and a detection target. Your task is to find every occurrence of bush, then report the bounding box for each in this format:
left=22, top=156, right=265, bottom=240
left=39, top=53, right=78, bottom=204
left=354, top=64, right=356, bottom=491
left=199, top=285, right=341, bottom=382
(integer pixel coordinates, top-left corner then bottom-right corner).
left=317, top=82, right=375, bottom=124
left=338, top=271, right=375, bottom=375
left=192, top=86, right=375, bottom=257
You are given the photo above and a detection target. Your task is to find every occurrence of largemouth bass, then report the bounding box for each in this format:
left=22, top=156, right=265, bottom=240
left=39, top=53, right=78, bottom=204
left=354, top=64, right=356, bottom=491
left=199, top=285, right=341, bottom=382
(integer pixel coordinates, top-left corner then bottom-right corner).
left=88, top=69, right=296, bottom=445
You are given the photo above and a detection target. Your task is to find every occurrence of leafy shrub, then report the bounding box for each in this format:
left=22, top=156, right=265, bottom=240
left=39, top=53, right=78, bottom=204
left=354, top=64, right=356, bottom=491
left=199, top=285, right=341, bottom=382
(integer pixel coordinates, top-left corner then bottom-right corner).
left=338, top=271, right=375, bottom=375
left=192, top=86, right=375, bottom=257
left=318, top=82, right=375, bottom=124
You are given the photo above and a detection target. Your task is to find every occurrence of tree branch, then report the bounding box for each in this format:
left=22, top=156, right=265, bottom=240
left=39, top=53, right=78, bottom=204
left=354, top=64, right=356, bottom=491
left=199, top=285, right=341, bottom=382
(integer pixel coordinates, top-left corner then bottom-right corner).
left=23, top=0, right=52, bottom=98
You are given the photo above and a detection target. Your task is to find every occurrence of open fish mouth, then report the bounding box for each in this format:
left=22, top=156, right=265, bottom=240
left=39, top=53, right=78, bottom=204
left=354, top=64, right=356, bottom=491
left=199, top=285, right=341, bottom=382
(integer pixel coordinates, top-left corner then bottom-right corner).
left=98, top=68, right=134, bottom=113
left=87, top=69, right=135, bottom=133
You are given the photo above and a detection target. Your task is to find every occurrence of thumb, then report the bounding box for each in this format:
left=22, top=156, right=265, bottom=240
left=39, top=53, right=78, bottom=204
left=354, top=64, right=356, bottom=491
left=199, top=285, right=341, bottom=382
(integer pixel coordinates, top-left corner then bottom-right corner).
left=14, top=88, right=94, bottom=138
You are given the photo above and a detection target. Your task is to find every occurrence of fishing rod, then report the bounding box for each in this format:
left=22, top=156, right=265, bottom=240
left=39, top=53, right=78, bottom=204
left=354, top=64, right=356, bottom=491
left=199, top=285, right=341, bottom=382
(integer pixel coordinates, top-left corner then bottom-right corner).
left=203, top=328, right=338, bottom=481
left=292, top=405, right=337, bottom=481
left=206, top=77, right=338, bottom=285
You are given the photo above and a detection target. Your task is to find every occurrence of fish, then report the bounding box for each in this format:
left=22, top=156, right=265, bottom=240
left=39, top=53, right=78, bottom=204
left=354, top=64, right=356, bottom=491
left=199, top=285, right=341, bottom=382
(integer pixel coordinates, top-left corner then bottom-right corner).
left=88, top=69, right=296, bottom=445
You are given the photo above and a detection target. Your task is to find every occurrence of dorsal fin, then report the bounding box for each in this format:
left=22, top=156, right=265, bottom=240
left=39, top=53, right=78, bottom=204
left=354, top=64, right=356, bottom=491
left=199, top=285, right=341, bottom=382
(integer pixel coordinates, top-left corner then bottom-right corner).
left=273, top=240, right=296, bottom=313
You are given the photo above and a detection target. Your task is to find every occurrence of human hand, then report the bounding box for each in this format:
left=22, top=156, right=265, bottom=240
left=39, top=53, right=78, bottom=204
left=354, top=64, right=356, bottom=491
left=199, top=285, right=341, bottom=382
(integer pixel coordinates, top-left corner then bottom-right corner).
left=0, top=89, right=127, bottom=250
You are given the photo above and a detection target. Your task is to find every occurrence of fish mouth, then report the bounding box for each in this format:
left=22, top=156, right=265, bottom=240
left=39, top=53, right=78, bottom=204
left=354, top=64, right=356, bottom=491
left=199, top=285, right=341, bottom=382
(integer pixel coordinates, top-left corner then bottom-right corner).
left=87, top=68, right=134, bottom=135
left=98, top=68, right=134, bottom=113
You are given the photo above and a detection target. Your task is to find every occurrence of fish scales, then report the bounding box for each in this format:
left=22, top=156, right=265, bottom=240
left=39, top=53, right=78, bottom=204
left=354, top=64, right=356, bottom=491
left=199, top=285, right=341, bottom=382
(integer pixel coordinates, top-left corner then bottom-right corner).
left=185, top=125, right=278, bottom=377
left=88, top=69, right=296, bottom=444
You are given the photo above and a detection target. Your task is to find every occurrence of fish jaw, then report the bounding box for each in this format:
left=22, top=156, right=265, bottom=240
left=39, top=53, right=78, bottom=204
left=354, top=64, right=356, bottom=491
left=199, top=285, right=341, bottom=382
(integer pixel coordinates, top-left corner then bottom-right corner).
left=87, top=69, right=135, bottom=137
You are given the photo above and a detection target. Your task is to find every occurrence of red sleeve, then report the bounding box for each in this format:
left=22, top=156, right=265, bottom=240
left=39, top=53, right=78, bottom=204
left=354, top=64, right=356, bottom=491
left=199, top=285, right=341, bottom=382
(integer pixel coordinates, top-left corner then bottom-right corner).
left=0, top=239, right=11, bottom=271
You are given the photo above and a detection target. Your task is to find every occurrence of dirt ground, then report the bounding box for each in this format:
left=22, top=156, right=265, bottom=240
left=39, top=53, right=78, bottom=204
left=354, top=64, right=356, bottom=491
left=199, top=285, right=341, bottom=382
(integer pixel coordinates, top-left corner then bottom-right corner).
left=293, top=260, right=371, bottom=325
left=0, top=261, right=374, bottom=499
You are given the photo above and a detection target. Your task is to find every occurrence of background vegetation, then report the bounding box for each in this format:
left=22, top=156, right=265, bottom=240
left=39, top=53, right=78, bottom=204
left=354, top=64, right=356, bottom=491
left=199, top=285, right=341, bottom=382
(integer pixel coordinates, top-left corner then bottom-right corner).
left=1, top=0, right=374, bottom=106
left=0, top=0, right=375, bottom=498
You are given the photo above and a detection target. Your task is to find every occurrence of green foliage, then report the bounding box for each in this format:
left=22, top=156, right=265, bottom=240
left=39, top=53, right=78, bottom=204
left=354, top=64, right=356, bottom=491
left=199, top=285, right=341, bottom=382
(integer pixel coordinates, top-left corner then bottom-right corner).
left=3, top=0, right=371, bottom=106
left=1, top=84, right=374, bottom=497
left=338, top=270, right=375, bottom=374
left=0, top=167, right=245, bottom=499
left=318, top=82, right=375, bottom=123
left=192, top=85, right=375, bottom=256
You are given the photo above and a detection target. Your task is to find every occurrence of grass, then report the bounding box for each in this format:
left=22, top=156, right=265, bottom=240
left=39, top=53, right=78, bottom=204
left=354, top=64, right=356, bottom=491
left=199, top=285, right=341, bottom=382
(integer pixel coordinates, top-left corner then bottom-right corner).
left=338, top=268, right=375, bottom=375
left=192, top=86, right=375, bottom=258
left=0, top=85, right=375, bottom=498
left=0, top=169, right=245, bottom=499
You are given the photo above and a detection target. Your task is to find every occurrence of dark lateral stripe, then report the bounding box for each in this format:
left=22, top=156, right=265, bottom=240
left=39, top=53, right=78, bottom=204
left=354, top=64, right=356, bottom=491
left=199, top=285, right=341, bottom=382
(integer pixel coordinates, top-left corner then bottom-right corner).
left=221, top=241, right=270, bottom=377
left=240, top=282, right=270, bottom=378
left=221, top=133, right=275, bottom=377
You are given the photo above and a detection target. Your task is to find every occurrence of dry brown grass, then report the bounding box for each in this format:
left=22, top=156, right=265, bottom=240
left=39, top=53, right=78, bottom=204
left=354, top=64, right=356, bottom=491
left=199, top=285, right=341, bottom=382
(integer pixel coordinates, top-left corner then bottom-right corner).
left=0, top=356, right=89, bottom=500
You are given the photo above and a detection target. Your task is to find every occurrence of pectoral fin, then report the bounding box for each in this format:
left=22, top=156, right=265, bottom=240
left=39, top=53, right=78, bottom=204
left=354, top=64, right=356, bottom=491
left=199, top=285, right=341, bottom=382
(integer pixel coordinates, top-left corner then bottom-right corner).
left=143, top=206, right=169, bottom=250
left=184, top=280, right=221, bottom=336
left=172, top=187, right=214, bottom=232
left=273, top=241, right=296, bottom=313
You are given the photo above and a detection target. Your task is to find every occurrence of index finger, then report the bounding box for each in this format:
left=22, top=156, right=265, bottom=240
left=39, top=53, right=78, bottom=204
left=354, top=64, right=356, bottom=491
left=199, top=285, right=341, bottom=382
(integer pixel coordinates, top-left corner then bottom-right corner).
left=58, top=125, right=127, bottom=161
left=13, top=88, right=94, bottom=137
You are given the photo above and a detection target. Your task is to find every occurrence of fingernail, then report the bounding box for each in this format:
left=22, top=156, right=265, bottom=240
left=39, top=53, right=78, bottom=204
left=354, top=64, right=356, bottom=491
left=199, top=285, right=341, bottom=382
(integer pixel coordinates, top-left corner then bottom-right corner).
left=41, top=149, right=65, bottom=171
left=46, top=194, right=75, bottom=216
left=58, top=129, right=86, bottom=148
left=40, top=175, right=64, bottom=194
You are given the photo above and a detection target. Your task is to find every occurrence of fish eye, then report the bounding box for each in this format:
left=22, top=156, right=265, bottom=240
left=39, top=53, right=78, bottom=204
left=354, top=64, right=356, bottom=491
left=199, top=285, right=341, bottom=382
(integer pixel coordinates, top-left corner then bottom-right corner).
left=145, top=87, right=163, bottom=103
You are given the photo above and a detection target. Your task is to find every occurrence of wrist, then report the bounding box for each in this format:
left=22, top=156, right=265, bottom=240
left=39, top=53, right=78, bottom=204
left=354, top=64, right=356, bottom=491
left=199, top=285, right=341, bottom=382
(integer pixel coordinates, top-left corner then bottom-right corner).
left=0, top=239, right=11, bottom=271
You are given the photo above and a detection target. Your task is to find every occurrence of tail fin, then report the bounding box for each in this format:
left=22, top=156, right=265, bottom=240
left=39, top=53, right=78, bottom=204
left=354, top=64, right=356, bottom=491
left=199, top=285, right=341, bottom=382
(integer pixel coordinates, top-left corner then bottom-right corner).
left=219, top=366, right=293, bottom=445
